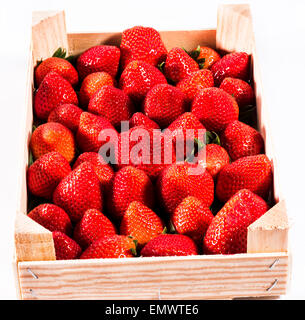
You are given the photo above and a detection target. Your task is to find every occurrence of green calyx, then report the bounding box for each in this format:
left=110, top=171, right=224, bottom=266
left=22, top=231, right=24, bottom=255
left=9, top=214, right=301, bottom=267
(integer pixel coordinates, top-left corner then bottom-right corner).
left=205, top=131, right=221, bottom=146
left=52, top=47, right=67, bottom=59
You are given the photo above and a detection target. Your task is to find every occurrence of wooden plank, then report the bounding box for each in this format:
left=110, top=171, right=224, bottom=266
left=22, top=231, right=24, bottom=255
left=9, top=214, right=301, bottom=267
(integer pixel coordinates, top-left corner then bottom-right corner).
left=18, top=253, right=289, bottom=300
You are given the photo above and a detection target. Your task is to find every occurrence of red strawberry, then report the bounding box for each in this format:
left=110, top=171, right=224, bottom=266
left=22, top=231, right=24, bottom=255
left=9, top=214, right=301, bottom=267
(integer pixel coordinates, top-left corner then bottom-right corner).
left=34, top=72, right=78, bottom=120
left=47, top=104, right=82, bottom=132
left=80, top=235, right=136, bottom=259
left=108, top=166, right=155, bottom=220
left=30, top=122, right=75, bottom=162
left=53, top=162, right=103, bottom=222
left=141, top=234, right=198, bottom=257
left=130, top=112, right=160, bottom=130
left=191, top=46, right=221, bottom=69
left=172, top=196, right=213, bottom=245
left=157, top=163, right=214, bottom=215
left=27, top=151, right=71, bottom=199
left=79, top=72, right=115, bottom=107
left=88, top=86, right=135, bottom=128
left=28, top=203, right=72, bottom=235
left=76, top=112, right=117, bottom=153
left=143, top=84, right=187, bottom=128
left=164, top=47, right=199, bottom=83
left=120, top=201, right=164, bottom=248
left=76, top=45, right=120, bottom=79
left=220, top=77, right=254, bottom=108
left=216, top=154, right=273, bottom=203
left=35, top=57, right=79, bottom=87
left=52, top=231, right=82, bottom=260
left=119, top=60, right=167, bottom=102
left=176, top=69, right=214, bottom=102
left=120, top=26, right=167, bottom=69
left=211, top=52, right=250, bottom=86
left=204, top=189, right=269, bottom=254
left=191, top=87, right=239, bottom=132
left=73, top=209, right=117, bottom=249
left=220, top=120, right=264, bottom=160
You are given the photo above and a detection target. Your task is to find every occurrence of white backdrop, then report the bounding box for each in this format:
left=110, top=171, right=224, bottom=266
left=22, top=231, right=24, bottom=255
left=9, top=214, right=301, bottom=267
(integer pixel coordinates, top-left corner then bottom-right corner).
left=0, top=0, right=305, bottom=299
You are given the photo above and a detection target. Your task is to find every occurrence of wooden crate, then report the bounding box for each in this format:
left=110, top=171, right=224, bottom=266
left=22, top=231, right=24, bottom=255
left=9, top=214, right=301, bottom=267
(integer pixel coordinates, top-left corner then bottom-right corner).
left=13, top=4, right=290, bottom=300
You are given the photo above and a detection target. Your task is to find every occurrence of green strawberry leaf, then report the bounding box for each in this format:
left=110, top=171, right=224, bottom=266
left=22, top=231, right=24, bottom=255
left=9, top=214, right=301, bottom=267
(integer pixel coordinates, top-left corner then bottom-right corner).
left=168, top=221, right=177, bottom=234
left=52, top=47, right=67, bottom=59
left=205, top=131, right=221, bottom=145
left=157, top=61, right=165, bottom=73
left=162, top=227, right=168, bottom=234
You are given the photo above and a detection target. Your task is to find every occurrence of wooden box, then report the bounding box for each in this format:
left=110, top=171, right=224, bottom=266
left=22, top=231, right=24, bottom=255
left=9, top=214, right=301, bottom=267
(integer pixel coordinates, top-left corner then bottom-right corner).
left=13, top=4, right=290, bottom=300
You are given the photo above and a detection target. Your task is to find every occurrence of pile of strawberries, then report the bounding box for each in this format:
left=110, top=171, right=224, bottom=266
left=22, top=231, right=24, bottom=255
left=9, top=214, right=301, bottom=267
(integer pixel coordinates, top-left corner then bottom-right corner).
left=27, top=26, right=273, bottom=260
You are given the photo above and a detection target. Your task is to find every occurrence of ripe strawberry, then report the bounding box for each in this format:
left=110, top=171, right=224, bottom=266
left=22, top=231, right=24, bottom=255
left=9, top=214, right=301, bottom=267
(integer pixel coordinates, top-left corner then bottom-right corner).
left=216, top=154, right=273, bottom=203
left=76, top=112, right=117, bottom=153
left=129, top=112, right=160, bottom=130
left=35, top=57, right=79, bottom=87
left=120, top=26, right=167, bottom=69
left=73, top=209, right=117, bottom=249
left=28, top=203, right=72, bottom=235
left=120, top=201, right=164, bottom=248
left=47, top=104, right=83, bottom=132
left=191, top=46, right=221, bottom=69
left=80, top=235, right=136, bottom=259
left=52, top=231, right=82, bottom=260
left=141, top=234, right=198, bottom=257
left=34, top=71, right=78, bottom=120
left=76, top=45, right=120, bottom=79
left=143, top=84, right=187, bottom=128
left=191, top=87, right=239, bottom=132
left=220, top=77, right=254, bottom=108
left=27, top=151, right=71, bottom=199
left=220, top=120, right=264, bottom=160
left=172, top=196, right=213, bottom=245
left=30, top=122, right=75, bottom=162
left=164, top=47, right=199, bottom=83
left=176, top=69, right=214, bottom=102
left=53, top=162, right=103, bottom=222
left=157, top=163, right=214, bottom=215
left=79, top=72, right=115, bottom=107
left=108, top=166, right=155, bottom=220
left=73, top=152, right=114, bottom=192
left=204, top=189, right=269, bottom=254
left=211, top=52, right=250, bottom=86
left=119, top=60, right=167, bottom=102
left=88, top=86, right=135, bottom=128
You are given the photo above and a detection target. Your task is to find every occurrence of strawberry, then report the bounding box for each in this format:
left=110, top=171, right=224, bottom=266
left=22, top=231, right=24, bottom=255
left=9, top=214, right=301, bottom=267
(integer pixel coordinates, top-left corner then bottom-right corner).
left=203, top=189, right=269, bottom=254
left=220, top=120, right=264, bottom=160
left=53, top=162, right=103, bottom=222
left=28, top=203, right=72, bottom=235
left=52, top=231, right=82, bottom=260
left=176, top=69, right=214, bottom=102
left=157, top=163, right=214, bottom=215
left=79, top=72, right=115, bottom=107
left=120, top=26, right=167, bottom=69
left=172, top=196, right=213, bottom=245
left=119, top=60, right=167, bottom=102
left=220, top=77, right=254, bottom=108
left=76, top=45, right=120, bottom=79
left=73, top=209, right=117, bottom=249
left=143, top=84, right=187, bottom=128
left=120, top=201, right=164, bottom=248
left=27, top=151, right=71, bottom=199
left=164, top=47, right=199, bottom=83
left=190, top=46, right=221, bottom=69
left=88, top=86, right=135, bottom=128
left=80, top=235, right=136, bottom=259
left=30, top=122, right=75, bottom=162
left=216, top=154, right=273, bottom=203
left=129, top=112, right=160, bottom=130
left=191, top=87, right=239, bottom=132
left=108, top=166, right=155, bottom=220
left=47, top=104, right=83, bottom=132
left=141, top=234, right=198, bottom=257
left=76, top=112, right=117, bottom=153
left=35, top=57, right=79, bottom=87
left=210, top=52, right=250, bottom=86
left=34, top=71, right=78, bottom=120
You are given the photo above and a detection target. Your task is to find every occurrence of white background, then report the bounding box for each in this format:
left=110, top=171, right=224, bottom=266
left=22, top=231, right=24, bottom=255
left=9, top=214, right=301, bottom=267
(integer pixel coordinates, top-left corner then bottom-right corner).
left=0, top=0, right=305, bottom=299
